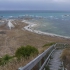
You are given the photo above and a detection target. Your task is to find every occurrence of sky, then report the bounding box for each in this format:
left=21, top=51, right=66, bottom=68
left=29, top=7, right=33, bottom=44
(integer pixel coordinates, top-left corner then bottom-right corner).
left=0, top=0, right=70, bottom=10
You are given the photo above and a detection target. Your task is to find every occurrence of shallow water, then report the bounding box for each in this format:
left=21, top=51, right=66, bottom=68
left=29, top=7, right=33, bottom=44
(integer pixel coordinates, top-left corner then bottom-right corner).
left=26, top=16, right=70, bottom=38
left=1, top=10, right=70, bottom=37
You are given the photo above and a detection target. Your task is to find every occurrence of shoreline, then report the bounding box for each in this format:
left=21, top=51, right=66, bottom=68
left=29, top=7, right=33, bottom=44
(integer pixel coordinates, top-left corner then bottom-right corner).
left=22, top=20, right=70, bottom=39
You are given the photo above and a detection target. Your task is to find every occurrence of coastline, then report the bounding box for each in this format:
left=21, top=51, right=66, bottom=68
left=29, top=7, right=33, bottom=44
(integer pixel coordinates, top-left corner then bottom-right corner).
left=0, top=18, right=70, bottom=70
left=0, top=18, right=70, bottom=57
left=22, top=20, right=70, bottom=39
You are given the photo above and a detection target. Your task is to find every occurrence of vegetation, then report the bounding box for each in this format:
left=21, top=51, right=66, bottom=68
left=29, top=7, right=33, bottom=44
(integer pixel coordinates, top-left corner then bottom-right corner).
left=61, top=48, right=70, bottom=60
left=61, top=48, right=70, bottom=70
left=43, top=42, right=55, bottom=47
left=0, top=45, right=39, bottom=66
left=0, top=43, right=54, bottom=70
left=0, top=54, right=12, bottom=65
left=15, top=45, right=39, bottom=59
left=45, top=65, right=50, bottom=70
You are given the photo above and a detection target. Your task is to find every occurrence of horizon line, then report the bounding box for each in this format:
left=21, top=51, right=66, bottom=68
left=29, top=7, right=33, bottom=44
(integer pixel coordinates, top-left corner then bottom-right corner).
left=0, top=10, right=70, bottom=11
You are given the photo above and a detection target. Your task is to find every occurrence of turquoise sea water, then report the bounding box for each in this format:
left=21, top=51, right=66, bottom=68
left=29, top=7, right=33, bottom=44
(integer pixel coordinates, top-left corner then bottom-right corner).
left=0, top=10, right=70, bottom=37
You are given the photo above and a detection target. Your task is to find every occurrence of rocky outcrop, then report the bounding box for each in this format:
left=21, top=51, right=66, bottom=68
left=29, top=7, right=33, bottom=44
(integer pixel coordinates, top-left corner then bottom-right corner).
left=7, top=20, right=15, bottom=29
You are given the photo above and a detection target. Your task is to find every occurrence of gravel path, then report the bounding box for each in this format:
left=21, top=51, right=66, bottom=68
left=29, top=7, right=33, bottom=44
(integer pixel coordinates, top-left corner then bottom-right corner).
left=48, top=49, right=63, bottom=70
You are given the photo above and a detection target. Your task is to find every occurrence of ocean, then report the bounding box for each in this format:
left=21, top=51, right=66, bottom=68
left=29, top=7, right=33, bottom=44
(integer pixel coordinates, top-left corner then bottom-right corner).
left=0, top=10, right=70, bottom=38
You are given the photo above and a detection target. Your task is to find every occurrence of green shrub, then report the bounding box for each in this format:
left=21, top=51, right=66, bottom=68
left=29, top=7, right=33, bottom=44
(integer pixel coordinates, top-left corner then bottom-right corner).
left=45, top=65, right=50, bottom=70
left=0, top=54, right=12, bottom=65
left=15, top=45, right=39, bottom=59
left=43, top=42, right=55, bottom=47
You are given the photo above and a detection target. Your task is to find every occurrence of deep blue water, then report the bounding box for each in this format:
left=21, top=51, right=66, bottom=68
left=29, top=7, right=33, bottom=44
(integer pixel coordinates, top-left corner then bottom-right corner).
left=0, top=10, right=70, bottom=18
left=0, top=10, right=70, bottom=37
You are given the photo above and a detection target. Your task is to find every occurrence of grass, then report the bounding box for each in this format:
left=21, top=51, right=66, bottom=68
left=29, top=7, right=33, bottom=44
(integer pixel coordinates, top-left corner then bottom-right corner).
left=45, top=65, right=50, bottom=70
left=0, top=54, right=13, bottom=66
left=0, top=45, right=39, bottom=70
left=0, top=43, right=55, bottom=70
left=61, top=48, right=70, bottom=60
left=61, top=48, right=70, bottom=69
left=38, top=42, right=55, bottom=54
left=43, top=42, right=55, bottom=47
left=0, top=56, right=35, bottom=70
left=15, top=45, right=39, bottom=59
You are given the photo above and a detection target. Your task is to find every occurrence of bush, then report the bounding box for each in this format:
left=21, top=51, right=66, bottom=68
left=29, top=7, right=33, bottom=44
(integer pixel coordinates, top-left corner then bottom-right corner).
left=45, top=65, right=50, bottom=70
left=15, top=45, right=39, bottom=59
left=0, top=54, right=12, bottom=65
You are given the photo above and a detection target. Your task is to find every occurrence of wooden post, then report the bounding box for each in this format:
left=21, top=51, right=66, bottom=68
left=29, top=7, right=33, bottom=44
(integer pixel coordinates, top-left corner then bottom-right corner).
left=39, top=61, right=41, bottom=69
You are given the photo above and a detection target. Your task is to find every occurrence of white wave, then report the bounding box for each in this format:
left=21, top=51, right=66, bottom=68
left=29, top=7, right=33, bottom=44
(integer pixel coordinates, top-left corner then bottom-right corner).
left=0, top=21, right=4, bottom=22
left=49, top=16, right=54, bottom=18
left=55, top=18, right=58, bottom=19
left=22, top=20, right=70, bottom=39
left=9, top=16, right=13, bottom=18
left=62, top=19, right=64, bottom=20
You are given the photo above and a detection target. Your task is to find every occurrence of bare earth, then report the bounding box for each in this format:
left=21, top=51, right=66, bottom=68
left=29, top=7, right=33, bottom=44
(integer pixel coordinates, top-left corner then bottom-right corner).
left=0, top=19, right=70, bottom=57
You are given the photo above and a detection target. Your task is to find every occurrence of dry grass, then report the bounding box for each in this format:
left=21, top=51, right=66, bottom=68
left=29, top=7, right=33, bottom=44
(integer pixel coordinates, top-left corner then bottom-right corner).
left=61, top=48, right=70, bottom=70
left=0, top=45, right=50, bottom=70
left=61, top=48, right=70, bottom=60
left=0, top=56, right=37, bottom=70
left=0, top=19, right=70, bottom=57
left=0, top=19, right=70, bottom=70
left=38, top=45, right=51, bottom=54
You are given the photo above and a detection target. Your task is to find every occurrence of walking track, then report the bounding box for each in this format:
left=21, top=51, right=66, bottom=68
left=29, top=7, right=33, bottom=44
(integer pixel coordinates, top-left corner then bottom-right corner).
left=48, top=49, right=63, bottom=70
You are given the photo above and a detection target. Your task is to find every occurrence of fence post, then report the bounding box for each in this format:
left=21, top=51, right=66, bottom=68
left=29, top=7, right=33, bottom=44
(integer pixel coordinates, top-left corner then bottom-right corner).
left=39, top=61, right=41, bottom=69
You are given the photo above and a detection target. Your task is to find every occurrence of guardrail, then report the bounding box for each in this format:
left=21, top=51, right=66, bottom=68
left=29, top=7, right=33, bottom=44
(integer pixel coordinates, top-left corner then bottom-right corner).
left=39, top=48, right=55, bottom=70
left=18, top=43, right=69, bottom=70
left=55, top=43, right=69, bottom=49
left=18, top=44, right=56, bottom=70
